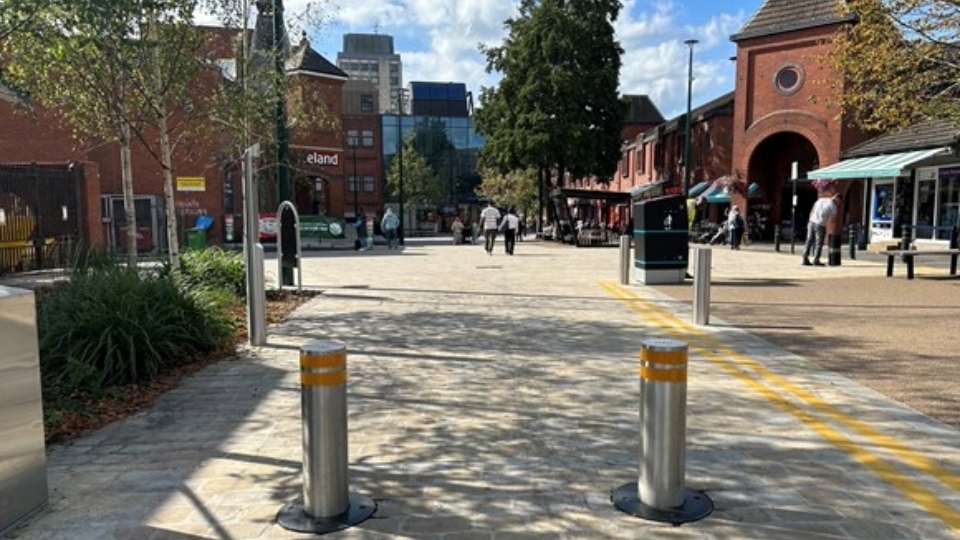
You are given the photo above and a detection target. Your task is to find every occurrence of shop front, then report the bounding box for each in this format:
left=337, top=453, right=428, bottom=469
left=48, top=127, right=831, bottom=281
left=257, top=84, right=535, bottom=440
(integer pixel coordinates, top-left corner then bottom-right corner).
left=808, top=147, right=955, bottom=247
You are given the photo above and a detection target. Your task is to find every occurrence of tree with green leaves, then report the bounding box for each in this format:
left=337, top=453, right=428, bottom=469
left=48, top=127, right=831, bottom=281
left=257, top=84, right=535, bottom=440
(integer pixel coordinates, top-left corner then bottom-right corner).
left=0, top=0, right=38, bottom=40
left=385, top=142, right=443, bottom=207
left=828, top=0, right=960, bottom=132
left=476, top=167, right=538, bottom=216
left=476, top=0, right=625, bottom=225
left=1, top=0, right=210, bottom=269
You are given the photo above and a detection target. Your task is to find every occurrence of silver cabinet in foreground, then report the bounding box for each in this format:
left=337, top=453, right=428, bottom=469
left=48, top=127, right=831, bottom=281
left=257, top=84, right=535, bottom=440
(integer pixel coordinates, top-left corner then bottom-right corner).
left=0, top=286, right=48, bottom=534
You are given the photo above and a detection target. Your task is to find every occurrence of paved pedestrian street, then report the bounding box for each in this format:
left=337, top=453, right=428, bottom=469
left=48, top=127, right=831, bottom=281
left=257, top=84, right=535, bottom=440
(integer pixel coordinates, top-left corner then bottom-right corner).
left=6, top=238, right=959, bottom=539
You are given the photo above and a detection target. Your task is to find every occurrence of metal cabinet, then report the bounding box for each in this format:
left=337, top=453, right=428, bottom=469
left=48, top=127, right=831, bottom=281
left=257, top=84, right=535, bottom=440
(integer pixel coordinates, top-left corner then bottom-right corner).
left=0, top=286, right=48, bottom=533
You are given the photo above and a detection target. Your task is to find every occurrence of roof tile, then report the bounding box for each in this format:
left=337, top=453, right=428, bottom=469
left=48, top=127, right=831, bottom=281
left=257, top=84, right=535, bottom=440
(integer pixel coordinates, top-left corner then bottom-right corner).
left=732, top=0, right=854, bottom=42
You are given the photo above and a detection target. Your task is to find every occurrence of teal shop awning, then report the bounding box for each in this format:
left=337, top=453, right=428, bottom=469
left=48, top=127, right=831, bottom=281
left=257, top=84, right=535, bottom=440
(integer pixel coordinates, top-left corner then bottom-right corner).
left=703, top=182, right=760, bottom=204
left=687, top=181, right=711, bottom=197
left=807, top=147, right=949, bottom=180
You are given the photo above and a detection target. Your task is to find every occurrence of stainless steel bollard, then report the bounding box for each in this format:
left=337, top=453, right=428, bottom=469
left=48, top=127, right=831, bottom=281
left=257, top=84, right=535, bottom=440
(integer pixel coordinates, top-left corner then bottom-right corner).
left=612, top=338, right=712, bottom=524
left=277, top=340, right=375, bottom=534
left=249, top=244, right=267, bottom=346
left=619, top=235, right=631, bottom=284
left=692, top=248, right=711, bottom=326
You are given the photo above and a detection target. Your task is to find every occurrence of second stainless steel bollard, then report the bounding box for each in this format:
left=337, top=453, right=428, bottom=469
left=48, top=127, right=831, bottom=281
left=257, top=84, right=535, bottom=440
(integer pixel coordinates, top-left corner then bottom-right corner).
left=619, top=235, right=631, bottom=284
left=692, top=248, right=711, bottom=326
left=277, top=340, right=375, bottom=534
left=612, top=339, right=713, bottom=524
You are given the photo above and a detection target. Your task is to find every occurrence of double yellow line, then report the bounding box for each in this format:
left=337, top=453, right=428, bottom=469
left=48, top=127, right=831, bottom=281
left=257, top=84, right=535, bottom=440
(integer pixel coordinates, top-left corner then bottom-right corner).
left=598, top=280, right=960, bottom=532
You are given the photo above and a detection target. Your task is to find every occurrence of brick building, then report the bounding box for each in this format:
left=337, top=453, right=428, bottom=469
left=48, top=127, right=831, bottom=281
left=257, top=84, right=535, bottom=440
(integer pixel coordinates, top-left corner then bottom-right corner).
left=729, top=0, right=870, bottom=236
left=0, top=5, right=377, bottom=262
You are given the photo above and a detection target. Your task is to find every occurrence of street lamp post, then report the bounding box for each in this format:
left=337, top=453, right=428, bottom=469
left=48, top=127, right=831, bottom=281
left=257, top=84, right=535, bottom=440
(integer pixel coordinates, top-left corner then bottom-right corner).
left=683, top=39, right=698, bottom=199
left=397, top=90, right=408, bottom=245
left=272, top=0, right=292, bottom=286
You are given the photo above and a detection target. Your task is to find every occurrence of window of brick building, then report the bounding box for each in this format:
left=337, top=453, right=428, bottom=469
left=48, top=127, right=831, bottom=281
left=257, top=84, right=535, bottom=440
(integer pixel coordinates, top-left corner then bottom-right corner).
left=774, top=64, right=804, bottom=95
left=360, top=95, right=374, bottom=113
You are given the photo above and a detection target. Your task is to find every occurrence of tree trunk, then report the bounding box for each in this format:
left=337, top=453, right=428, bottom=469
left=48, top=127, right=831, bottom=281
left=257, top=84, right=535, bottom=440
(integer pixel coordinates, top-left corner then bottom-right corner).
left=537, top=166, right=544, bottom=234
left=158, top=104, right=180, bottom=271
left=120, top=121, right=138, bottom=268
left=148, top=12, right=180, bottom=272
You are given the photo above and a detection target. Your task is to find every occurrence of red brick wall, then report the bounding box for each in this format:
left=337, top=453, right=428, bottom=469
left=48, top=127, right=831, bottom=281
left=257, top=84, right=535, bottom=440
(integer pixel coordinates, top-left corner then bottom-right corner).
left=733, top=24, right=867, bottom=185
left=0, top=100, right=106, bottom=249
left=78, top=161, right=105, bottom=249
left=0, top=26, right=360, bottom=249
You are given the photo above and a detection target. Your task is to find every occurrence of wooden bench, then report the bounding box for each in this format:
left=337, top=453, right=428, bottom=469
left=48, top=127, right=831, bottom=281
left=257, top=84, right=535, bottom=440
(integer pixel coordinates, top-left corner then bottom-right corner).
left=884, top=249, right=960, bottom=280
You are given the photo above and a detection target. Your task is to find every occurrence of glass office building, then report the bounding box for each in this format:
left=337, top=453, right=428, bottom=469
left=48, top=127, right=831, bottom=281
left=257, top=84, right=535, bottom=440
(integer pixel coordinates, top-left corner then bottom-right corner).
left=381, top=114, right=485, bottom=233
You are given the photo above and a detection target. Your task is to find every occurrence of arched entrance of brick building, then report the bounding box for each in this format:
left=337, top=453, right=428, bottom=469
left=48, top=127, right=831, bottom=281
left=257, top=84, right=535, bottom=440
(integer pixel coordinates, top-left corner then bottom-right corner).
left=747, top=132, right=820, bottom=241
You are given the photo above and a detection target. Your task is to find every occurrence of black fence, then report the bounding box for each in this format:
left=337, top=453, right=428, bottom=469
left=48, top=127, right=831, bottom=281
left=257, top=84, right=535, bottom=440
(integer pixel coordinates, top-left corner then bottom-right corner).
left=0, top=164, right=82, bottom=276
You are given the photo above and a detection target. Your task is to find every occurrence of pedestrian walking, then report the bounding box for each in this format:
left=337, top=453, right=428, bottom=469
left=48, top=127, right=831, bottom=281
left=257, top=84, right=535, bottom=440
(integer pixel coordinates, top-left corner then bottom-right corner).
left=478, top=202, right=501, bottom=255
left=381, top=207, right=400, bottom=249
left=802, top=194, right=840, bottom=266
left=500, top=208, right=520, bottom=255
left=727, top=206, right=745, bottom=250
left=452, top=216, right=464, bottom=245
left=353, top=216, right=367, bottom=251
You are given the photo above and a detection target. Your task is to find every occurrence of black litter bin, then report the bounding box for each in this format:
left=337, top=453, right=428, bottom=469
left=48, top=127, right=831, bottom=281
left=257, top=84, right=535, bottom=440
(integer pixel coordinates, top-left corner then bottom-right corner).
left=633, top=195, right=688, bottom=284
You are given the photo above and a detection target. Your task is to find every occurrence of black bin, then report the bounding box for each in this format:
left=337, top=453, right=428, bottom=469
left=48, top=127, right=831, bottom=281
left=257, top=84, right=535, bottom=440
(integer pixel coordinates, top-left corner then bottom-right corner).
left=633, top=195, right=688, bottom=284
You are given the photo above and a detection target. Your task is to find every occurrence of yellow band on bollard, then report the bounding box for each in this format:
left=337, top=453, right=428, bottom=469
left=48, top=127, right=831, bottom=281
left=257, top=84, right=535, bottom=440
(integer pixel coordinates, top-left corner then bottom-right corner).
left=301, top=371, right=347, bottom=387
left=640, top=366, right=688, bottom=383
left=641, top=349, right=687, bottom=366
left=301, top=351, right=347, bottom=369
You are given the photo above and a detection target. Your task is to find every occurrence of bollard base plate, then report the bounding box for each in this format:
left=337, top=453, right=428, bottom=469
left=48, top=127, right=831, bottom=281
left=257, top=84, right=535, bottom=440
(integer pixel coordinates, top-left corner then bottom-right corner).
left=277, top=493, right=376, bottom=535
left=612, top=482, right=713, bottom=525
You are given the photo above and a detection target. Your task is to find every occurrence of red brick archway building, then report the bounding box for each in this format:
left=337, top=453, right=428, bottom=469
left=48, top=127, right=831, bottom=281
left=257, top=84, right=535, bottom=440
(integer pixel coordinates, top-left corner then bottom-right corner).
left=730, top=0, right=871, bottom=230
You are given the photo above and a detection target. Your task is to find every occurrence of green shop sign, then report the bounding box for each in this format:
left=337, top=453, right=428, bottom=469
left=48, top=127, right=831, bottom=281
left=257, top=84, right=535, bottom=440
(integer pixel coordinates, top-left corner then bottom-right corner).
left=300, top=215, right=346, bottom=240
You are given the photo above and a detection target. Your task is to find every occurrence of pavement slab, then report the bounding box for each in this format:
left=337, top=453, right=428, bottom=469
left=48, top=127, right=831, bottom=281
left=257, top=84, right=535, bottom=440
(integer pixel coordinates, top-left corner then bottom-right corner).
left=3, top=238, right=958, bottom=539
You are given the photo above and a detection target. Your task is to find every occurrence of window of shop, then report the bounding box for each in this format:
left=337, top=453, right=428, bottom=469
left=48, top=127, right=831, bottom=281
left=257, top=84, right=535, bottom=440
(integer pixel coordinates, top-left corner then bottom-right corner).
left=348, top=175, right=358, bottom=192
left=938, top=166, right=960, bottom=239
left=871, top=181, right=895, bottom=241
left=915, top=176, right=937, bottom=239
left=362, top=130, right=374, bottom=147
left=363, top=175, right=375, bottom=193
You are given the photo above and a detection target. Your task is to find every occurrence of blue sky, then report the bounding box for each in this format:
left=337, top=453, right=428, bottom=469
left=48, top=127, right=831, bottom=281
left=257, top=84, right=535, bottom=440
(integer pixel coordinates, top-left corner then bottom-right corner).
left=216, top=0, right=761, bottom=120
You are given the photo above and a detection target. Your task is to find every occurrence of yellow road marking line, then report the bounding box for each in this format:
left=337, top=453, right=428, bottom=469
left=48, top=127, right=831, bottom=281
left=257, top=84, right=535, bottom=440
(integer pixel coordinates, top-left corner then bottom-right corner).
left=598, top=280, right=960, bottom=531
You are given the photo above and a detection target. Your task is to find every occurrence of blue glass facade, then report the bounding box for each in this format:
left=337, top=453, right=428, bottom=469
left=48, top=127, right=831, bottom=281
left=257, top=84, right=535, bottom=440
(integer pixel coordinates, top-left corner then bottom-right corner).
left=381, top=114, right=485, bottom=204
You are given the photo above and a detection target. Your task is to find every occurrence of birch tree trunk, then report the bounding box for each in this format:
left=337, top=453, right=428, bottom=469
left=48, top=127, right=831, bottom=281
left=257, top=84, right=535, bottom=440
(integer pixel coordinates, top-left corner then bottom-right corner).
left=120, top=121, right=138, bottom=268
left=158, top=104, right=180, bottom=271
left=147, top=11, right=180, bottom=272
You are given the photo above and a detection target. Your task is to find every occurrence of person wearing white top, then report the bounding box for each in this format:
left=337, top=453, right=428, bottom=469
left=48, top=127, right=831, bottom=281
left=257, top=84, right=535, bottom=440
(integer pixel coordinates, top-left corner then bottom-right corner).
left=499, top=208, right=520, bottom=255
left=802, top=194, right=840, bottom=266
left=478, top=202, right=501, bottom=255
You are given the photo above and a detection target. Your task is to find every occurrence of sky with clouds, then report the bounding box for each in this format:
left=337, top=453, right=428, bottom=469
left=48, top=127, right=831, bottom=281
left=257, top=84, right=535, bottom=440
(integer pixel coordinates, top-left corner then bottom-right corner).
left=208, top=0, right=761, bottom=120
